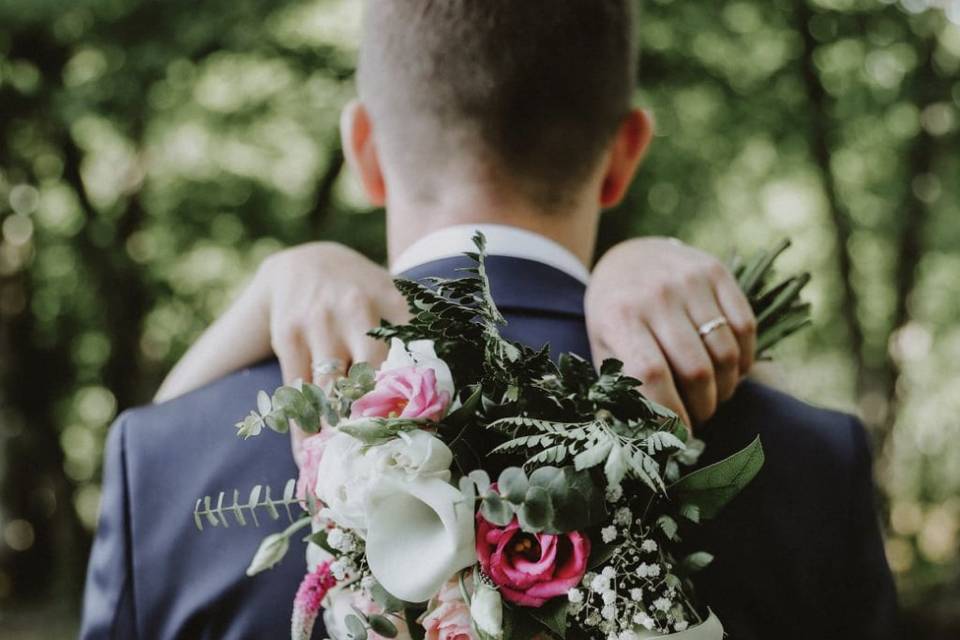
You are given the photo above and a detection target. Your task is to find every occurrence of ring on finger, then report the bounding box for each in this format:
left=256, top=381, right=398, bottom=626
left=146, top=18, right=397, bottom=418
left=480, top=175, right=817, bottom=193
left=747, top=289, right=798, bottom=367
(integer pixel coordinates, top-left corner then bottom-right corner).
left=697, top=316, right=729, bottom=340
left=311, top=357, right=346, bottom=382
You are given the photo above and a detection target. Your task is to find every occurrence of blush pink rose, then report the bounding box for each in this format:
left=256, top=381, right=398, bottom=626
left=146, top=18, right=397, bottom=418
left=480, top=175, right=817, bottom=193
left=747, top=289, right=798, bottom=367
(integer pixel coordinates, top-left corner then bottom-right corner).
left=296, top=428, right=335, bottom=503
left=351, top=366, right=451, bottom=422
left=476, top=513, right=590, bottom=608
left=420, top=579, right=476, bottom=640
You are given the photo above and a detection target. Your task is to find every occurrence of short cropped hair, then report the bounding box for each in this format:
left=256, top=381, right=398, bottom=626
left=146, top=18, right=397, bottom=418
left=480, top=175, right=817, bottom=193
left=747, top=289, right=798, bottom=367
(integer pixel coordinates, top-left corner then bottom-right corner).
left=358, top=0, right=637, bottom=209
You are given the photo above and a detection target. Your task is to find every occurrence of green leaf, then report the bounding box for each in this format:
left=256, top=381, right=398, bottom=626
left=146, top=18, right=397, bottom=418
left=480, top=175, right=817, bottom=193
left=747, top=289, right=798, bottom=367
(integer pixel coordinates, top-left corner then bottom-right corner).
left=603, top=443, right=627, bottom=487
left=368, top=615, right=399, bottom=638
left=518, top=486, right=553, bottom=532
left=256, top=390, right=272, bottom=416
left=405, top=606, right=427, bottom=640
left=444, top=384, right=482, bottom=427
left=527, top=466, right=564, bottom=489
left=670, top=436, right=764, bottom=520
left=235, top=413, right=263, bottom=439
left=573, top=437, right=613, bottom=471
left=262, top=411, right=288, bottom=434
left=306, top=529, right=337, bottom=556
left=679, top=503, right=700, bottom=523
left=530, top=597, right=569, bottom=638
left=682, top=551, right=714, bottom=573
left=247, top=485, right=262, bottom=527
left=370, top=582, right=407, bottom=613
left=498, top=467, right=530, bottom=504
left=468, top=469, right=491, bottom=495
left=481, top=492, right=515, bottom=526
left=657, top=514, right=679, bottom=541
left=345, top=614, right=368, bottom=640
left=588, top=540, right=619, bottom=570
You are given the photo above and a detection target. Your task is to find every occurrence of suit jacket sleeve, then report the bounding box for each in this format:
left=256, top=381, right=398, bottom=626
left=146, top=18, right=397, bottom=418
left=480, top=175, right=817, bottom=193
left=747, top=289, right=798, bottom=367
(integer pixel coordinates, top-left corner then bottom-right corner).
left=840, top=416, right=900, bottom=639
left=80, top=412, right=139, bottom=640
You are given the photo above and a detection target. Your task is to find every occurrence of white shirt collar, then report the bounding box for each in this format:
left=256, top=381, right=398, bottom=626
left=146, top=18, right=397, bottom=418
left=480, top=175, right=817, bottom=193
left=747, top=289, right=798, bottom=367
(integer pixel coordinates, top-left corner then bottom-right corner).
left=389, top=223, right=591, bottom=284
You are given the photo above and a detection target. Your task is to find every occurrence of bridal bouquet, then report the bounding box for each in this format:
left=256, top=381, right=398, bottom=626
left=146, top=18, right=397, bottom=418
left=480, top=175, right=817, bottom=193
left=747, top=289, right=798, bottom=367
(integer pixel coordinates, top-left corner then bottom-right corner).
left=195, top=235, right=810, bottom=640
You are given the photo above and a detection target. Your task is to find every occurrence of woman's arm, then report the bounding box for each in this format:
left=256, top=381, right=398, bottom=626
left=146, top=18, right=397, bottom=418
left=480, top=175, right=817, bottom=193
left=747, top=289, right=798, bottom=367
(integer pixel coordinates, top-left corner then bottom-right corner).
left=154, top=242, right=406, bottom=403
left=156, top=238, right=757, bottom=431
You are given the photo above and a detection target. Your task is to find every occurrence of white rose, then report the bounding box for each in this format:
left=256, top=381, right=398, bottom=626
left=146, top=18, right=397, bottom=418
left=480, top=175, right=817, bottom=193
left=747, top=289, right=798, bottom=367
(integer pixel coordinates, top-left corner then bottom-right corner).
left=383, top=338, right=455, bottom=398
left=313, top=429, right=455, bottom=535
left=364, top=475, right=477, bottom=603
left=367, top=429, right=453, bottom=482
left=470, top=581, right=503, bottom=639
left=313, top=432, right=375, bottom=532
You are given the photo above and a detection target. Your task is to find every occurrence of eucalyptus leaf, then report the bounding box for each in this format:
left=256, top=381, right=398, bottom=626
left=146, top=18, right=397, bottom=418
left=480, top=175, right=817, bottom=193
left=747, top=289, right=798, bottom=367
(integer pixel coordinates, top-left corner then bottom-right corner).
left=481, top=492, right=515, bottom=526
left=498, top=467, right=529, bottom=504
left=368, top=614, right=399, bottom=638
left=517, top=485, right=553, bottom=532
left=345, top=614, right=368, bottom=640
left=256, top=390, right=272, bottom=416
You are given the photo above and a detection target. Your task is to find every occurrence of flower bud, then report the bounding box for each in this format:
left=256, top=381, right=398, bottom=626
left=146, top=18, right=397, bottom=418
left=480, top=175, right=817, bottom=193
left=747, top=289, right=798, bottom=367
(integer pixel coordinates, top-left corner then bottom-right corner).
left=246, top=532, right=289, bottom=576
left=471, top=582, right=503, bottom=639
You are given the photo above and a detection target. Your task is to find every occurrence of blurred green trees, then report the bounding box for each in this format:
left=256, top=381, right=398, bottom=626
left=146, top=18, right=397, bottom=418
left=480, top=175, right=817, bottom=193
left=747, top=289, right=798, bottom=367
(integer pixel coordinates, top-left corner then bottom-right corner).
left=0, top=0, right=958, bottom=636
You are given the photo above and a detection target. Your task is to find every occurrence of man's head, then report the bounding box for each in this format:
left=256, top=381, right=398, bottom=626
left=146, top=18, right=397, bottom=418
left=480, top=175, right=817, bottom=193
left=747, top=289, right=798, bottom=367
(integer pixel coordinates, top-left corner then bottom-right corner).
left=343, top=0, right=651, bottom=227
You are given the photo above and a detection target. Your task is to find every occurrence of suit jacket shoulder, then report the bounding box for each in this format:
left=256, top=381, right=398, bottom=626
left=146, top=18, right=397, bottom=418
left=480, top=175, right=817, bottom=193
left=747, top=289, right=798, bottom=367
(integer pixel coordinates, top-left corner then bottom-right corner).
left=82, top=361, right=312, bottom=640
left=694, top=380, right=898, bottom=639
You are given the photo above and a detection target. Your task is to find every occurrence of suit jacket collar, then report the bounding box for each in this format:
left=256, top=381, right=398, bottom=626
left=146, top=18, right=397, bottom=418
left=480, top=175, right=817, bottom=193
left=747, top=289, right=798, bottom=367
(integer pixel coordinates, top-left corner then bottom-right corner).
left=390, top=223, right=591, bottom=285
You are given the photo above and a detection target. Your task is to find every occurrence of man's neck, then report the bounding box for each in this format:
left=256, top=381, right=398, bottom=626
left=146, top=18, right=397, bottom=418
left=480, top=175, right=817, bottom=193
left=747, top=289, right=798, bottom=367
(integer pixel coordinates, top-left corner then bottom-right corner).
left=385, top=192, right=600, bottom=270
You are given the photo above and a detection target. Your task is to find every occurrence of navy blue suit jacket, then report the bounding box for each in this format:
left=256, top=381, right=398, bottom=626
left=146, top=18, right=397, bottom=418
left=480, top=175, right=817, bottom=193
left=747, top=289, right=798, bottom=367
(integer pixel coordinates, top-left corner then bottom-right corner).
left=81, top=256, right=898, bottom=639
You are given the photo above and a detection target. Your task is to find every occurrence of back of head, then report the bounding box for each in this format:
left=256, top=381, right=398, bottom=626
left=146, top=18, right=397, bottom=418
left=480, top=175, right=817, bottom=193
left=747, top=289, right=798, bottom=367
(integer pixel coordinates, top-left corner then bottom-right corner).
left=359, top=0, right=637, bottom=210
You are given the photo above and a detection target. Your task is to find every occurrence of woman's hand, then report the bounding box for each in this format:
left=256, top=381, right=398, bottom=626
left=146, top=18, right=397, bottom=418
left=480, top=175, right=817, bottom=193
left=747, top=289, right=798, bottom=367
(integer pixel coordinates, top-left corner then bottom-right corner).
left=586, top=237, right=757, bottom=428
left=155, top=242, right=407, bottom=402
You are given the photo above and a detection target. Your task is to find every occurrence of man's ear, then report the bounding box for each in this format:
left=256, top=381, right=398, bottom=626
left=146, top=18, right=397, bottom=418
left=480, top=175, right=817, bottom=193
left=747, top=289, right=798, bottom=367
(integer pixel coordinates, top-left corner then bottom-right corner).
left=340, top=99, right=387, bottom=207
left=599, top=108, right=653, bottom=208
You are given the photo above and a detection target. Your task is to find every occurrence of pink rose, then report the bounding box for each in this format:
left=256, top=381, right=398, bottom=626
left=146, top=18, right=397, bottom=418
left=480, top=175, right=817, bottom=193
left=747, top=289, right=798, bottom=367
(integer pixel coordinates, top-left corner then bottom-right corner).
left=476, top=514, right=590, bottom=608
left=420, top=579, right=476, bottom=640
left=351, top=366, right=451, bottom=422
left=296, top=427, right=335, bottom=503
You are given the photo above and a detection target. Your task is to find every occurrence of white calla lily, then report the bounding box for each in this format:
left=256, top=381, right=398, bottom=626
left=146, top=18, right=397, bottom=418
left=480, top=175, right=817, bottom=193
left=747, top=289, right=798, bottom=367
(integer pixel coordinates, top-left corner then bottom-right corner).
left=364, top=475, right=477, bottom=603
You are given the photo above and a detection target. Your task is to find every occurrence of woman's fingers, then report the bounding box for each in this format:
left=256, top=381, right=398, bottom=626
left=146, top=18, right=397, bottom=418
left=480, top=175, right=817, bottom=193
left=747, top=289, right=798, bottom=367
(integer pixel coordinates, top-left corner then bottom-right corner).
left=647, top=294, right=717, bottom=426
left=272, top=326, right=312, bottom=385
left=601, top=322, right=691, bottom=428
left=712, top=264, right=757, bottom=375
left=343, top=298, right=391, bottom=371
left=684, top=277, right=741, bottom=404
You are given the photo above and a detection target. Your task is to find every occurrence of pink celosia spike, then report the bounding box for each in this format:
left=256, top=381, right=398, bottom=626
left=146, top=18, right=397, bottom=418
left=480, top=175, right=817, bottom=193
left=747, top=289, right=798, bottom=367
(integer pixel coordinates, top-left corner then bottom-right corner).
left=291, top=562, right=337, bottom=640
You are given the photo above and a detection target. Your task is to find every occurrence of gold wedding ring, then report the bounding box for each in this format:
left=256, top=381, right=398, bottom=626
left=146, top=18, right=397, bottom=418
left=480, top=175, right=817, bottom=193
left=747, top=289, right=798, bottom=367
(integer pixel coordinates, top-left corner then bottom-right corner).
left=697, top=316, right=729, bottom=339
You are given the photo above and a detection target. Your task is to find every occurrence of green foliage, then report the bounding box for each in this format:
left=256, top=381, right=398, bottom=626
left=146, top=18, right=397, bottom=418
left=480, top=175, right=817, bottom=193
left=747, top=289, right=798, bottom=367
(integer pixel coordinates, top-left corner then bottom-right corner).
left=193, top=478, right=300, bottom=531
left=731, top=240, right=812, bottom=358
left=476, top=465, right=603, bottom=534
left=346, top=608, right=399, bottom=640
left=670, top=436, right=765, bottom=520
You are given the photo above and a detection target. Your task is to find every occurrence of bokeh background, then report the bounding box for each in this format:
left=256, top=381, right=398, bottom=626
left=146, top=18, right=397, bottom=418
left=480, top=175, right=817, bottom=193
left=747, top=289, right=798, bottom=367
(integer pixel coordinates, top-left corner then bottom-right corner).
left=1, top=0, right=958, bottom=637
